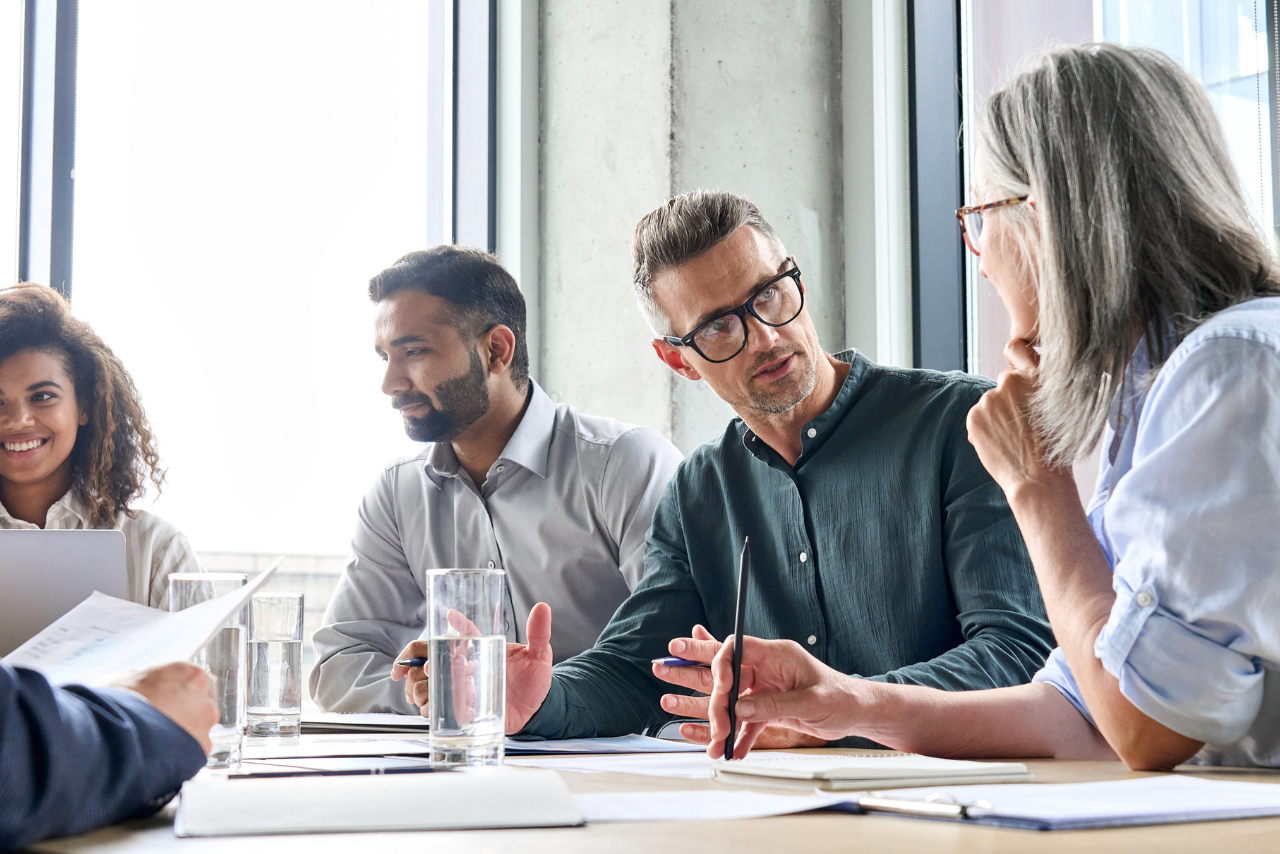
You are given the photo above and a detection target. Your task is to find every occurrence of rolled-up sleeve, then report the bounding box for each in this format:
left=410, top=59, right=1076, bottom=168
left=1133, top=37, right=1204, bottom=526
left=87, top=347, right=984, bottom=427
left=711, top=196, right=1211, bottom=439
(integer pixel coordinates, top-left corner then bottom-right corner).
left=1093, top=334, right=1280, bottom=745
left=1033, top=647, right=1096, bottom=726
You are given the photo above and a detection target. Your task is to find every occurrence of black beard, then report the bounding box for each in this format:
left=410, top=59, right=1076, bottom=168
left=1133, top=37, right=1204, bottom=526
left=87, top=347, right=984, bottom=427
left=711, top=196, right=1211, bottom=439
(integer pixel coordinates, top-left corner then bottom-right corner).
left=395, top=348, right=491, bottom=443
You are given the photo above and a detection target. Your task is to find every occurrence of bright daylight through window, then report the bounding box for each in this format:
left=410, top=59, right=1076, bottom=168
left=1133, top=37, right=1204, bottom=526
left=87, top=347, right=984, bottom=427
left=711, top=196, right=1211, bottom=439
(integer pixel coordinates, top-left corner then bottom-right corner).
left=67, top=2, right=430, bottom=686
left=966, top=0, right=1275, bottom=381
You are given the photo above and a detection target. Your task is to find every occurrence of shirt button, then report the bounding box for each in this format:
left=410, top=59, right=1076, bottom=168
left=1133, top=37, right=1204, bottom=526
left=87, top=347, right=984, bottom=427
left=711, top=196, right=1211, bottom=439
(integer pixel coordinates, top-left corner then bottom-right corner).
left=806, top=428, right=816, bottom=438
left=807, top=635, right=817, bottom=645
left=1135, top=591, right=1153, bottom=608
left=799, top=551, right=807, bottom=563
left=487, top=560, right=496, bottom=569
left=496, top=464, right=505, bottom=473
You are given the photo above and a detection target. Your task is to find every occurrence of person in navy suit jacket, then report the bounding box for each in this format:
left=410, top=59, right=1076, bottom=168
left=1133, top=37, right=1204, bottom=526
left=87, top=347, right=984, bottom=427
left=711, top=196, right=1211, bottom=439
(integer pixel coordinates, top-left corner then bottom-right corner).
left=0, top=660, right=214, bottom=850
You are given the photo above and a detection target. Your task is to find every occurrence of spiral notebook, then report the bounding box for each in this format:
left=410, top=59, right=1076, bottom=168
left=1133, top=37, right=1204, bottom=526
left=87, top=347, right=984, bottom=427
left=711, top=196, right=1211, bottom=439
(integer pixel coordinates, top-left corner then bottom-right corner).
left=712, top=751, right=1031, bottom=791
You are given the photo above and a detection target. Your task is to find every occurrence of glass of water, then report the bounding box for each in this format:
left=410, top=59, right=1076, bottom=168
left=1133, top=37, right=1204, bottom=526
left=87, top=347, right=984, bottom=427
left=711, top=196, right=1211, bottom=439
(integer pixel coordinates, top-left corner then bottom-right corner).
left=427, top=568, right=505, bottom=767
left=246, top=593, right=304, bottom=737
left=168, top=572, right=248, bottom=770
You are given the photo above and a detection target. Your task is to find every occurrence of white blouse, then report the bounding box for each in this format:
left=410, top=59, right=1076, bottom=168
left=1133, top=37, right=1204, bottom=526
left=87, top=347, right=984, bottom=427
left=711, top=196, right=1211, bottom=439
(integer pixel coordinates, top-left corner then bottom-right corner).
left=0, top=491, right=202, bottom=609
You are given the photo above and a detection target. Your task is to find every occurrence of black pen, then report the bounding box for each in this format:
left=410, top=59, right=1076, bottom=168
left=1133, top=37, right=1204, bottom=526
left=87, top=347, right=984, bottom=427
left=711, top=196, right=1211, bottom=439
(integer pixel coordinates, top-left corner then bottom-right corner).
left=725, top=536, right=750, bottom=761
left=396, top=657, right=427, bottom=668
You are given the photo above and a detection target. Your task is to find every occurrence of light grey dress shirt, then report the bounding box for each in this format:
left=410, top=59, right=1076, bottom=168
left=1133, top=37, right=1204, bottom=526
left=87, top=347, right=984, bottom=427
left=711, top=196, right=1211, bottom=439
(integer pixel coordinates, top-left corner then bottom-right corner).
left=310, top=381, right=683, bottom=713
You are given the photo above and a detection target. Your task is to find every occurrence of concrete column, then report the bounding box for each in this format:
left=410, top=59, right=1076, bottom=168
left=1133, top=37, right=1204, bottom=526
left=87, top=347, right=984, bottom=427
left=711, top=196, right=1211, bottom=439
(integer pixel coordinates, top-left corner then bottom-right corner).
left=670, top=0, right=844, bottom=450
left=539, top=0, right=848, bottom=453
left=539, top=0, right=674, bottom=436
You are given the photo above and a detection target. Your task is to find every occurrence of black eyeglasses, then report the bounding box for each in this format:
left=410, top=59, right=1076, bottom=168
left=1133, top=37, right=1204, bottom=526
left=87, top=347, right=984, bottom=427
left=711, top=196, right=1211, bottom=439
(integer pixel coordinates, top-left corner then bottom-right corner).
left=663, top=259, right=805, bottom=363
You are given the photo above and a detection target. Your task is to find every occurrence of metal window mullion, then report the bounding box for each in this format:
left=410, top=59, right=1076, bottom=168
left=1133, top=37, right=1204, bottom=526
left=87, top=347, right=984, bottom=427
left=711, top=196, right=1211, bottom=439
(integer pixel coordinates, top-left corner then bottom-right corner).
left=905, top=0, right=965, bottom=372
left=18, top=0, right=76, bottom=297
left=453, top=0, right=497, bottom=252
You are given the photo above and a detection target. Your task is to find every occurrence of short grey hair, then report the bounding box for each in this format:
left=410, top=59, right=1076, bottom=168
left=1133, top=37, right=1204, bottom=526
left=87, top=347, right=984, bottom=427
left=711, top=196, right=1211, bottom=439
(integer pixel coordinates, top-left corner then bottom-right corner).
left=979, top=42, right=1280, bottom=466
left=631, top=190, right=787, bottom=336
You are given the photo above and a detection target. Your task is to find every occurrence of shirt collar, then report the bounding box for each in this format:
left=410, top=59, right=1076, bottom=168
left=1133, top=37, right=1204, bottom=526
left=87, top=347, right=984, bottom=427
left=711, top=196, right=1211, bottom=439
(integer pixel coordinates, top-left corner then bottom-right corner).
left=495, top=380, right=555, bottom=480
left=422, top=380, right=556, bottom=486
left=0, top=488, right=91, bottom=528
left=742, top=349, right=869, bottom=467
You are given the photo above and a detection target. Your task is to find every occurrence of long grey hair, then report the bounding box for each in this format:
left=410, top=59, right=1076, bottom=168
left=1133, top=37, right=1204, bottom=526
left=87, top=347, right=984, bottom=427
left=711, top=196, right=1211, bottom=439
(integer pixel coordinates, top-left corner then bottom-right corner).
left=978, top=42, right=1280, bottom=466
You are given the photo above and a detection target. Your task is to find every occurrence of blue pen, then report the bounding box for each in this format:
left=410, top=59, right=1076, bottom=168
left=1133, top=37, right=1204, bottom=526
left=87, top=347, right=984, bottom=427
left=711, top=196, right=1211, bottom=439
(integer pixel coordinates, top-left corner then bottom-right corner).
left=652, top=656, right=710, bottom=668
left=396, top=657, right=427, bottom=668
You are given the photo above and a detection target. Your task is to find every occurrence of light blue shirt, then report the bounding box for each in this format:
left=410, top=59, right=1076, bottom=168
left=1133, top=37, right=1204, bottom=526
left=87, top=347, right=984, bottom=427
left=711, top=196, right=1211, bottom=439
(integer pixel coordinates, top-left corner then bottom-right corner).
left=1035, top=297, right=1280, bottom=766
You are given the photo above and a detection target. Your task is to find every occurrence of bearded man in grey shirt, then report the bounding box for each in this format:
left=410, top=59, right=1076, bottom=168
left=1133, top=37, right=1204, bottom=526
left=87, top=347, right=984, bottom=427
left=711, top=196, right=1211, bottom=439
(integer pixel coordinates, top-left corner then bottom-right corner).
left=310, top=246, right=683, bottom=714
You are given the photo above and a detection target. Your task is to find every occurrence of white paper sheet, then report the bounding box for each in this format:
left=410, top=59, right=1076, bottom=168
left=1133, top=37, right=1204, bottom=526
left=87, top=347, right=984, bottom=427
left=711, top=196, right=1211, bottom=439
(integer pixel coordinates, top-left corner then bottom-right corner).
left=4, top=560, right=280, bottom=685
left=246, top=733, right=705, bottom=760
left=506, top=735, right=705, bottom=754
left=242, top=735, right=433, bottom=760
left=301, top=712, right=430, bottom=732
left=573, top=790, right=845, bottom=822
left=506, top=752, right=715, bottom=778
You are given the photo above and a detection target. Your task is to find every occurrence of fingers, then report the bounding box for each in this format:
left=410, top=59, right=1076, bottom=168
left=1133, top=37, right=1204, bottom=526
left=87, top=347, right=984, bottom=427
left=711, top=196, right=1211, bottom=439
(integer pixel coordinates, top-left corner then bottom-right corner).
left=445, top=608, right=483, bottom=637
left=668, top=636, right=721, bottom=663
left=652, top=661, right=714, bottom=692
left=735, top=721, right=768, bottom=756
left=691, top=624, right=718, bottom=642
left=1004, top=338, right=1040, bottom=373
left=410, top=674, right=430, bottom=708
left=525, top=602, right=552, bottom=656
left=391, top=639, right=430, bottom=681
left=660, top=693, right=709, bottom=719
left=679, top=722, right=711, bottom=744
left=733, top=688, right=815, bottom=724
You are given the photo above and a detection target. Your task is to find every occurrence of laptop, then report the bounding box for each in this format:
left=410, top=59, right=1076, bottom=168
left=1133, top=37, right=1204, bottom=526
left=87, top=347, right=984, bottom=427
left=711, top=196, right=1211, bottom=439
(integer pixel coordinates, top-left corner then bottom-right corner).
left=0, top=529, right=129, bottom=657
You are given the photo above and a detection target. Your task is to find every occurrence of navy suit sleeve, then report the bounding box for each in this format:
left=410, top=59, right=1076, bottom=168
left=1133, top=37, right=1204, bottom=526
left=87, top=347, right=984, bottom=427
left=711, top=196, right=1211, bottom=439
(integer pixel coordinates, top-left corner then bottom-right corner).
left=0, top=662, right=206, bottom=850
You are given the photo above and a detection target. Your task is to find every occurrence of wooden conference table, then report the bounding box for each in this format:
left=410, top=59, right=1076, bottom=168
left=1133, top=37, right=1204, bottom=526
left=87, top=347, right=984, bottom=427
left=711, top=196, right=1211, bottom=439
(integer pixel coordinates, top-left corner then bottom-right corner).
left=28, top=749, right=1280, bottom=854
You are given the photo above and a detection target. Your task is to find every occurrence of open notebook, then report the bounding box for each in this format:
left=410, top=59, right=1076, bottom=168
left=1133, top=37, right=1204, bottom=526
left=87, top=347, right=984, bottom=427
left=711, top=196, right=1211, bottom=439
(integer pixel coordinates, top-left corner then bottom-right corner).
left=713, top=751, right=1031, bottom=791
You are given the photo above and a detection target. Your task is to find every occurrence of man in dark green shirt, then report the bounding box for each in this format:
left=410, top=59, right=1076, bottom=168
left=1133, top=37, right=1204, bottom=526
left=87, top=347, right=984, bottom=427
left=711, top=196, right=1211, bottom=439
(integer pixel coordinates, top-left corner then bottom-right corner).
left=499, top=190, right=1052, bottom=744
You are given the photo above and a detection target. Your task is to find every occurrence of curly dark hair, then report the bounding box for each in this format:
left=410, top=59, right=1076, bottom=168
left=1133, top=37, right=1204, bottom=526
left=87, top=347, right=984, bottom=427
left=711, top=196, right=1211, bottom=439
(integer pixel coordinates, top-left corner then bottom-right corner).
left=0, top=284, right=163, bottom=526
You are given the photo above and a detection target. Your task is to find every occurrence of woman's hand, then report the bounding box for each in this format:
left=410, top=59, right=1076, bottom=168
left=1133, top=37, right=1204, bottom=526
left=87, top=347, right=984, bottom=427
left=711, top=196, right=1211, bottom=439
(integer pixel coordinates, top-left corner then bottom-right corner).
left=703, top=635, right=865, bottom=759
left=654, top=627, right=828, bottom=751
left=966, top=338, right=1072, bottom=498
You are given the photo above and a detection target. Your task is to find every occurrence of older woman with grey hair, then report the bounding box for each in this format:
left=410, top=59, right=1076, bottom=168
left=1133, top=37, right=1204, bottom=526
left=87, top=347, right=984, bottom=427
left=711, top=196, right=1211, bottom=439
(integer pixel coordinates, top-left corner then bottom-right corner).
left=672, top=42, right=1280, bottom=771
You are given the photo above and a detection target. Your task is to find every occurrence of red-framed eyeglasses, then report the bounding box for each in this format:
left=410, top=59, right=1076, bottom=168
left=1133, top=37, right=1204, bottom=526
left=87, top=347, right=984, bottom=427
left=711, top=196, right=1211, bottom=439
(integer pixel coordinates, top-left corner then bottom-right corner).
left=955, top=195, right=1029, bottom=256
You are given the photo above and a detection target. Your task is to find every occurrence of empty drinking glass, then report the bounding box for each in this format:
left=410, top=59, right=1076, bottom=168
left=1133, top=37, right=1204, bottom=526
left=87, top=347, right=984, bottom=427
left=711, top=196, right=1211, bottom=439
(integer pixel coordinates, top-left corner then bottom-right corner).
left=246, top=593, right=304, bottom=737
left=168, top=572, right=248, bottom=770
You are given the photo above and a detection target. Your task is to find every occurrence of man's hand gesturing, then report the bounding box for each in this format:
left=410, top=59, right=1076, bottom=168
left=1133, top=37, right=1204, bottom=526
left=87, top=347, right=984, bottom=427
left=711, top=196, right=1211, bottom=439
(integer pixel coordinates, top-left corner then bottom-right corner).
left=505, top=602, right=554, bottom=734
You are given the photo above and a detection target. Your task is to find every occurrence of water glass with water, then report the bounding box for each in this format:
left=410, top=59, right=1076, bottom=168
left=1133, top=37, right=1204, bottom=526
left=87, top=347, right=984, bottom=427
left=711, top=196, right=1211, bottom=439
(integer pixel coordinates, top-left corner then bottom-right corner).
left=168, top=572, right=248, bottom=770
left=246, top=593, right=304, bottom=737
left=427, top=568, right=506, bottom=767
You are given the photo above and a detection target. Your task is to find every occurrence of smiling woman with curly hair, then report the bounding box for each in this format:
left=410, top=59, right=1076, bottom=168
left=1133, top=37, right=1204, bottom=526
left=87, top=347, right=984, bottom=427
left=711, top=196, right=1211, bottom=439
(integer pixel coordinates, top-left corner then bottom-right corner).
left=0, top=283, right=202, bottom=607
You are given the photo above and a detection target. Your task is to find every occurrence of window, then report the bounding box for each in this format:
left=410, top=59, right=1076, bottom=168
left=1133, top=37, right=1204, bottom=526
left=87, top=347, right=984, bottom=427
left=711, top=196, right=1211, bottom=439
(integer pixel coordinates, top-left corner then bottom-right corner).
left=964, top=0, right=1275, bottom=381
left=68, top=1, right=434, bottom=690
left=0, top=4, right=20, bottom=284
left=962, top=0, right=1275, bottom=501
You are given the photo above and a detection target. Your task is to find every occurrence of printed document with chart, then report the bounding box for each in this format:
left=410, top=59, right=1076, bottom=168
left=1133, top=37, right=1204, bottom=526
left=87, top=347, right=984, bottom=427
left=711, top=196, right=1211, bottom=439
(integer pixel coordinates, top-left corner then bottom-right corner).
left=3, top=559, right=280, bottom=685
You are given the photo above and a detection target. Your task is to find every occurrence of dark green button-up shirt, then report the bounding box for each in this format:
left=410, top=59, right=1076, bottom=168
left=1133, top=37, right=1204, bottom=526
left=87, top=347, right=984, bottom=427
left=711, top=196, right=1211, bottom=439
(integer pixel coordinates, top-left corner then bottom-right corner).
left=522, top=350, right=1052, bottom=739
